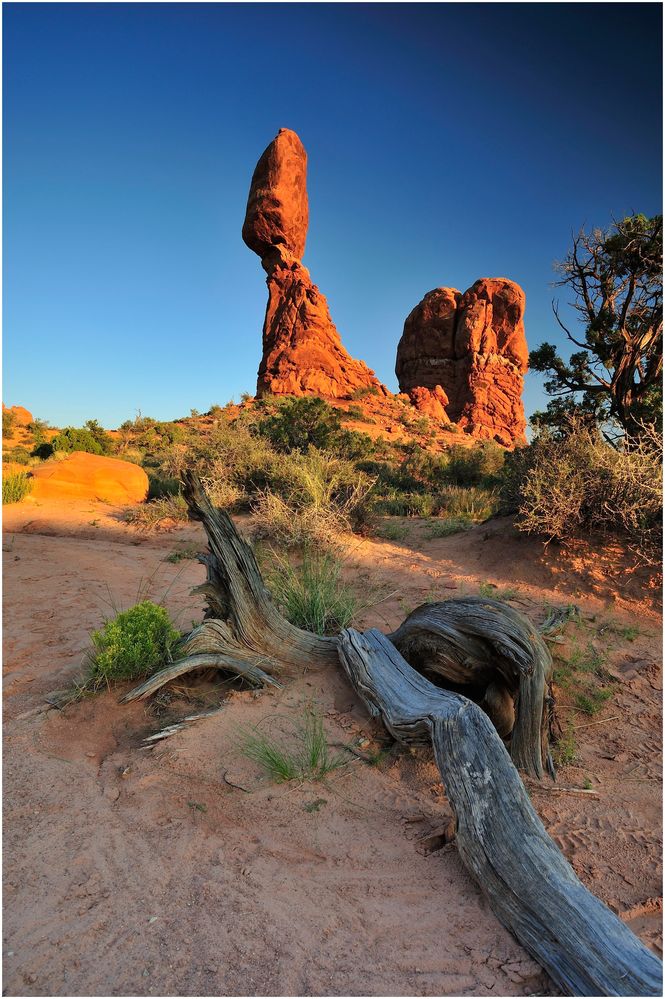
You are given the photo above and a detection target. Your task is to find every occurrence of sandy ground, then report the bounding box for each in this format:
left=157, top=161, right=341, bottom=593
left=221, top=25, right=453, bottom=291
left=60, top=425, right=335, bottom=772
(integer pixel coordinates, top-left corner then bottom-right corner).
left=3, top=496, right=662, bottom=996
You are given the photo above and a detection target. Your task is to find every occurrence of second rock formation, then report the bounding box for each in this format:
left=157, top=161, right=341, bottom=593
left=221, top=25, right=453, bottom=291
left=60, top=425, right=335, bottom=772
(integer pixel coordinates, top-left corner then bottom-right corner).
left=396, top=278, right=529, bottom=445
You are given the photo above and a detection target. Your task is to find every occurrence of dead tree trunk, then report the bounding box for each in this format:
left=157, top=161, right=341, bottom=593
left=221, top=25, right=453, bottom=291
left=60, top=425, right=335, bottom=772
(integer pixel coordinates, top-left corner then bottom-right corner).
left=122, top=475, right=662, bottom=995
left=338, top=628, right=661, bottom=997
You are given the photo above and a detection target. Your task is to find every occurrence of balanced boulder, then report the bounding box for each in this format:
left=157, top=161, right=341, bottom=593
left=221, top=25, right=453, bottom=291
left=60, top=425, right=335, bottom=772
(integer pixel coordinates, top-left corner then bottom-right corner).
left=243, top=128, right=386, bottom=399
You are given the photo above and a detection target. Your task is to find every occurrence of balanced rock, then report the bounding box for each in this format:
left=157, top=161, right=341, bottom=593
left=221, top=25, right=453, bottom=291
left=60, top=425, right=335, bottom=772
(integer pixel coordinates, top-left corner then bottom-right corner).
left=30, top=452, right=149, bottom=504
left=243, top=129, right=386, bottom=399
left=396, top=278, right=528, bottom=445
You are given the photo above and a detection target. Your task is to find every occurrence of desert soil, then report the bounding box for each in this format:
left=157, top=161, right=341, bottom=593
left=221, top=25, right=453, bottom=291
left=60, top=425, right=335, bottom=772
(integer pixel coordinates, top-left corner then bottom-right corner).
left=3, top=496, right=662, bottom=996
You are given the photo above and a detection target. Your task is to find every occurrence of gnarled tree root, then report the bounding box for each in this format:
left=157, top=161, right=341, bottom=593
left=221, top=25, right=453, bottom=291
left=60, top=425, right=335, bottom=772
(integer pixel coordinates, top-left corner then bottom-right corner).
left=338, top=627, right=662, bottom=997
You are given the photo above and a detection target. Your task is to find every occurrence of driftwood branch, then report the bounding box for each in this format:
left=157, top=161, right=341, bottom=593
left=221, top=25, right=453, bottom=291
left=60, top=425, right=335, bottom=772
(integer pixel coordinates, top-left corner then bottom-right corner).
left=121, top=476, right=662, bottom=995
left=338, top=627, right=661, bottom=997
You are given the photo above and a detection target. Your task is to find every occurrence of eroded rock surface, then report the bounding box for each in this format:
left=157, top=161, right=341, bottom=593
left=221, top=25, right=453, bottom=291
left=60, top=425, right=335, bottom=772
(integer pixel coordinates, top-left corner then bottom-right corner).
left=243, top=128, right=385, bottom=399
left=396, top=278, right=528, bottom=445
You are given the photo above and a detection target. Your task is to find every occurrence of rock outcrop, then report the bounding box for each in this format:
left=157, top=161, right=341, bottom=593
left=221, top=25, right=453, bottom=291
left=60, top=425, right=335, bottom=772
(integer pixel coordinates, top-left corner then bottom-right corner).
left=30, top=453, right=149, bottom=504
left=3, top=404, right=34, bottom=427
left=396, top=278, right=528, bottom=445
left=243, top=128, right=386, bottom=399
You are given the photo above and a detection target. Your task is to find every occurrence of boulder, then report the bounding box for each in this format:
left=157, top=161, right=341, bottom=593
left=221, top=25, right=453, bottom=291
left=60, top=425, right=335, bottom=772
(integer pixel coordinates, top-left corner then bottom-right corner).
left=395, top=278, right=528, bottom=445
left=242, top=128, right=309, bottom=261
left=243, top=128, right=386, bottom=400
left=30, top=453, right=149, bottom=504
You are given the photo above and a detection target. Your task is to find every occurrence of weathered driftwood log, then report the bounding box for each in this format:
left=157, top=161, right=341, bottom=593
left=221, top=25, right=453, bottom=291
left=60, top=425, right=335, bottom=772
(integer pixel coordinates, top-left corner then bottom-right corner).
left=389, top=599, right=553, bottom=778
left=121, top=472, right=338, bottom=702
left=338, top=627, right=662, bottom=997
left=121, top=476, right=662, bottom=995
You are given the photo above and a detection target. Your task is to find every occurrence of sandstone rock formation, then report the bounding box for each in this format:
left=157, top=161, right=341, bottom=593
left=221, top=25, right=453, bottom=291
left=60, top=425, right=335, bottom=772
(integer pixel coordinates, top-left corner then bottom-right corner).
left=30, top=453, right=149, bottom=504
left=3, top=404, right=34, bottom=427
left=396, top=278, right=528, bottom=445
left=243, top=128, right=386, bottom=399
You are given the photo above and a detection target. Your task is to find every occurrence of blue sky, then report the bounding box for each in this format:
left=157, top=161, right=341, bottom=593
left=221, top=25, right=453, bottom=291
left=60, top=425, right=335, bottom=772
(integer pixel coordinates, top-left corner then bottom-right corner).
left=4, top=2, right=662, bottom=428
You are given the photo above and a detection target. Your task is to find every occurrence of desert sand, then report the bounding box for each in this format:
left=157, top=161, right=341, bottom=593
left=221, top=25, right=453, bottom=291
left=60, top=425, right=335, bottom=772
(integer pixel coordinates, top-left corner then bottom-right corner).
left=3, top=496, right=662, bottom=996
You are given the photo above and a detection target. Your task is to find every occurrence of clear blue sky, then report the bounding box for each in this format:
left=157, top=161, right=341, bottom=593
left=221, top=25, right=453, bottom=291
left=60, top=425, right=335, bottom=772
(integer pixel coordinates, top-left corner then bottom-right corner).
left=4, top=2, right=662, bottom=428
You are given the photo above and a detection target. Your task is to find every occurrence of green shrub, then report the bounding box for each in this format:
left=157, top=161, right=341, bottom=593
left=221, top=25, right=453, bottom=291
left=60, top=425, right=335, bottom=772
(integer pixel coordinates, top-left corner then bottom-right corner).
left=435, top=484, right=499, bottom=521
left=5, top=447, right=32, bottom=465
left=85, top=601, right=181, bottom=690
left=350, top=386, right=380, bottom=400
left=375, top=491, right=436, bottom=517
left=267, top=551, right=358, bottom=634
left=2, top=410, right=16, bottom=437
left=2, top=472, right=32, bottom=504
left=442, top=442, right=505, bottom=486
left=50, top=426, right=104, bottom=456
left=147, top=473, right=182, bottom=500
left=504, top=421, right=662, bottom=563
left=254, top=449, right=375, bottom=549
left=242, top=709, right=348, bottom=782
left=256, top=397, right=343, bottom=453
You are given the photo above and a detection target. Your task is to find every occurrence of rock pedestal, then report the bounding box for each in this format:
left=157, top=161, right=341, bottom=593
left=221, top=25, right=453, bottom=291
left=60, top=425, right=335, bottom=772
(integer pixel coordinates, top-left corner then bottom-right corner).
left=243, top=129, right=385, bottom=399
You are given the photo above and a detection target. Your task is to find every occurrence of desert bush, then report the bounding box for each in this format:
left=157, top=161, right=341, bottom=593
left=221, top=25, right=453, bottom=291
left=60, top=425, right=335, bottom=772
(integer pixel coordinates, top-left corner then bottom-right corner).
left=254, top=449, right=375, bottom=549
left=147, top=473, right=182, bottom=500
left=124, top=494, right=189, bottom=529
left=505, top=421, right=662, bottom=563
left=256, top=397, right=343, bottom=453
left=375, top=491, right=436, bottom=517
left=267, top=551, right=358, bottom=634
left=2, top=472, right=32, bottom=504
left=48, top=426, right=104, bottom=457
left=5, top=447, right=33, bottom=465
left=2, top=410, right=16, bottom=437
left=426, top=516, right=472, bottom=538
left=350, top=385, right=380, bottom=400
left=85, top=601, right=181, bottom=690
left=242, top=708, right=348, bottom=782
left=435, top=484, right=499, bottom=521
left=441, top=442, right=505, bottom=487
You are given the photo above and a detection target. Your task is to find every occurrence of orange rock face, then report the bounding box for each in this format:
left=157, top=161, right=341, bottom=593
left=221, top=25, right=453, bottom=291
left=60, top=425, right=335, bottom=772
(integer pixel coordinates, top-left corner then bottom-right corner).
left=396, top=278, right=528, bottom=445
left=3, top=404, right=34, bottom=426
left=243, top=129, right=386, bottom=400
left=30, top=453, right=149, bottom=504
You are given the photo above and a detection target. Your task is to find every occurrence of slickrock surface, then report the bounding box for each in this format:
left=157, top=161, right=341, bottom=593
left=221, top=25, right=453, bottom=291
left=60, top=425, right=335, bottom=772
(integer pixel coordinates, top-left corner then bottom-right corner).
left=396, top=278, right=528, bottom=445
left=243, top=128, right=386, bottom=400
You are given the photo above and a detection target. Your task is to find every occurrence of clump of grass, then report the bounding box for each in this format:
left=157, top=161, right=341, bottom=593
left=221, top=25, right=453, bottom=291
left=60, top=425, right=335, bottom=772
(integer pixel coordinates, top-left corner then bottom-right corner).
left=574, top=686, right=614, bottom=716
left=436, top=484, right=499, bottom=521
left=553, top=723, right=577, bottom=767
left=2, top=472, right=32, bottom=504
left=478, top=581, right=520, bottom=601
left=267, top=551, right=358, bottom=635
left=426, top=516, right=472, bottom=539
left=242, top=709, right=348, bottom=783
left=84, top=601, right=181, bottom=691
left=378, top=521, right=409, bottom=541
left=124, top=494, right=189, bottom=529
left=165, top=544, right=200, bottom=564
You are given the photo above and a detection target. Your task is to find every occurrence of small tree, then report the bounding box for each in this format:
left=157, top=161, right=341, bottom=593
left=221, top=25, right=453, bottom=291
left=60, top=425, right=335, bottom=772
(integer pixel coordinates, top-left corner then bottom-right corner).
left=530, top=214, right=663, bottom=437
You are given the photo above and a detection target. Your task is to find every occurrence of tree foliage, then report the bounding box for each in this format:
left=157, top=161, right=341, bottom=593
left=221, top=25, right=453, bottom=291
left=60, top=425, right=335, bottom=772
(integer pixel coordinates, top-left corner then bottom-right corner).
left=531, top=214, right=663, bottom=436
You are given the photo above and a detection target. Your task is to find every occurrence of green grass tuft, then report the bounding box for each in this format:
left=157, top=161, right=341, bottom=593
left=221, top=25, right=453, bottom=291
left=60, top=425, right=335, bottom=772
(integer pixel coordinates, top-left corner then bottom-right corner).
left=242, top=710, right=348, bottom=783
left=2, top=472, right=32, bottom=504
left=267, top=551, right=358, bottom=635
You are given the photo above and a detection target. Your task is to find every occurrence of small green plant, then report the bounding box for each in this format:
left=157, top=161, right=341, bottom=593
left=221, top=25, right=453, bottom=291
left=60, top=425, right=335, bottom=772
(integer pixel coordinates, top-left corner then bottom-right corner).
left=84, top=601, right=181, bottom=691
left=478, top=581, right=520, bottom=601
left=303, top=798, right=328, bottom=813
left=574, top=687, right=614, bottom=716
left=2, top=472, right=32, bottom=504
left=2, top=410, right=16, bottom=437
left=165, top=544, right=200, bottom=564
left=378, top=522, right=409, bottom=541
left=187, top=800, right=207, bottom=813
left=350, top=385, right=379, bottom=400
left=426, top=516, right=472, bottom=538
left=553, top=723, right=577, bottom=767
left=267, top=551, right=358, bottom=635
left=242, top=709, right=347, bottom=783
